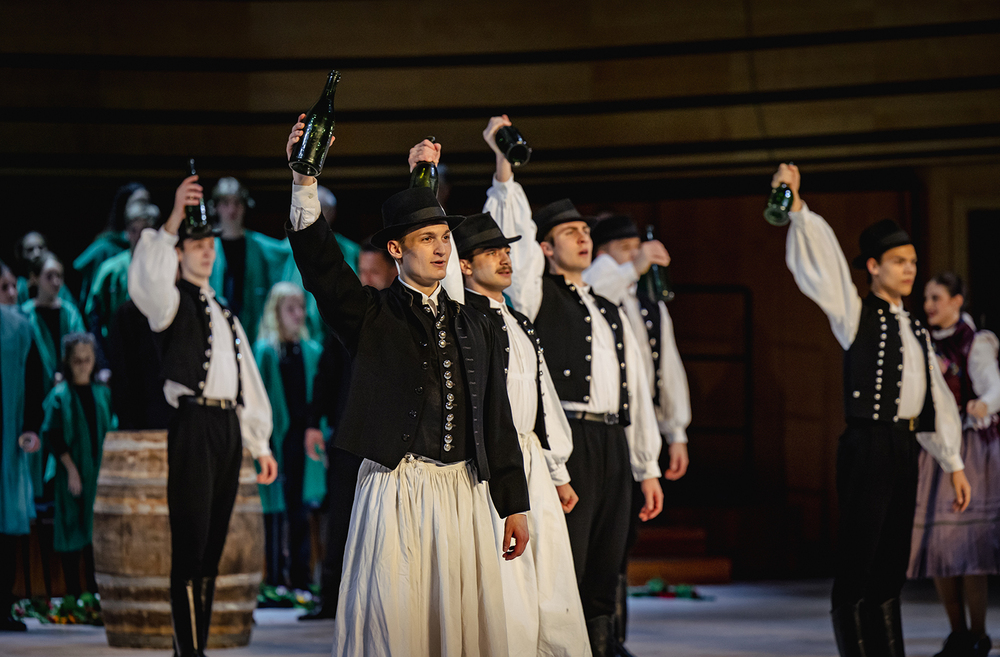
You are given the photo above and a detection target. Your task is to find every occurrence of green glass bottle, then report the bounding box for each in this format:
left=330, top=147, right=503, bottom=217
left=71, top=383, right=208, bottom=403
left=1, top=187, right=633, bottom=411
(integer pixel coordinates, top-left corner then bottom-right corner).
left=764, top=161, right=794, bottom=226
left=183, top=158, right=210, bottom=232
left=640, top=225, right=675, bottom=303
left=494, top=124, right=532, bottom=167
left=289, top=70, right=341, bottom=177
left=409, top=136, right=439, bottom=196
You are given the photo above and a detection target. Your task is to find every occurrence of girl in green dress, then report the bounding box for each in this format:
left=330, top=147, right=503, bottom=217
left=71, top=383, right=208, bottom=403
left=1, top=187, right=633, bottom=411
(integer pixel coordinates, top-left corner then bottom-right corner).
left=41, top=333, right=114, bottom=597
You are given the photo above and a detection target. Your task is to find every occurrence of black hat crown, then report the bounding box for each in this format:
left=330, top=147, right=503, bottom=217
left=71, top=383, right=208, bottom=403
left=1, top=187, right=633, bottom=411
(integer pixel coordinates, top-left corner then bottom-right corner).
left=591, top=215, right=640, bottom=250
left=452, top=212, right=522, bottom=259
left=852, top=219, right=912, bottom=269
left=373, top=187, right=465, bottom=249
left=533, top=199, right=595, bottom=242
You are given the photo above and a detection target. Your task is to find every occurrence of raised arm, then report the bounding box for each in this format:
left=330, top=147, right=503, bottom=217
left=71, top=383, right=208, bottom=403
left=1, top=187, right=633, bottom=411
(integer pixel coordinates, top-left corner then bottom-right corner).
left=284, top=115, right=370, bottom=354
left=781, top=164, right=863, bottom=350
left=128, top=175, right=202, bottom=332
left=483, top=115, right=545, bottom=321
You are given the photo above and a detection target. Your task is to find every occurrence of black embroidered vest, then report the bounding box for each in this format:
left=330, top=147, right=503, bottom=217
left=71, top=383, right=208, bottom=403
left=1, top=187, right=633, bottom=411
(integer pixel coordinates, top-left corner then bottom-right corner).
left=464, top=292, right=549, bottom=449
left=534, top=273, right=630, bottom=426
left=157, top=279, right=243, bottom=404
left=636, top=292, right=664, bottom=407
left=843, top=294, right=934, bottom=429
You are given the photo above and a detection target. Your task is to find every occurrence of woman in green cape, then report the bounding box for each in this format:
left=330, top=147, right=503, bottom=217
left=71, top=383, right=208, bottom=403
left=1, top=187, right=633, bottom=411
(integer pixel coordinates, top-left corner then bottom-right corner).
left=20, top=252, right=86, bottom=505
left=254, top=282, right=326, bottom=591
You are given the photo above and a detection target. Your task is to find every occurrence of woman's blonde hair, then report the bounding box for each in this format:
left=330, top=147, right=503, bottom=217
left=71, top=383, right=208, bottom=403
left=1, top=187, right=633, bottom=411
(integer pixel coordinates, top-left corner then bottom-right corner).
left=258, top=281, right=308, bottom=346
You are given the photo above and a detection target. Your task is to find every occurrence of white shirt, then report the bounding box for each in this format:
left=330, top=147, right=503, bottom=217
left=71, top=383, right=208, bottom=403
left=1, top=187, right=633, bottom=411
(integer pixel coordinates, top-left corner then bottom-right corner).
left=471, top=290, right=575, bottom=485
left=128, top=227, right=272, bottom=459
left=486, top=175, right=662, bottom=481
left=785, top=203, right=963, bottom=473
left=584, top=253, right=692, bottom=444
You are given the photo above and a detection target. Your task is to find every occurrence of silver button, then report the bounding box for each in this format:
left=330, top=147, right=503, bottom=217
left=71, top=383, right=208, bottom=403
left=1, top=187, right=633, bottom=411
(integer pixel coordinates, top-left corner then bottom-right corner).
left=878, top=351, right=884, bottom=357
left=853, top=391, right=861, bottom=398
left=501, top=325, right=507, bottom=331
left=878, top=359, right=883, bottom=366
left=874, top=404, right=880, bottom=410
left=585, top=375, right=592, bottom=382
left=198, top=381, right=205, bottom=390
left=879, top=342, right=885, bottom=348
left=439, top=331, right=446, bottom=339
left=623, top=403, right=628, bottom=409
left=584, top=316, right=591, bottom=323
left=443, top=371, right=452, bottom=380
left=874, top=394, right=881, bottom=400
left=898, top=365, right=904, bottom=371
left=203, top=362, right=210, bottom=371
left=876, top=370, right=883, bottom=376
left=445, top=380, right=454, bottom=388
left=617, top=343, right=623, bottom=350
left=445, top=423, right=453, bottom=431
left=443, top=444, right=453, bottom=452
left=585, top=355, right=592, bottom=361
left=445, top=403, right=454, bottom=410
left=443, top=360, right=452, bottom=368
left=611, top=323, right=618, bottom=329
left=875, top=385, right=882, bottom=391
left=585, top=336, right=592, bottom=342
left=641, top=308, right=648, bottom=317
left=599, top=308, right=606, bottom=314
left=447, top=414, right=454, bottom=421
left=652, top=351, right=659, bottom=359
left=583, top=395, right=590, bottom=402
left=893, top=416, right=899, bottom=422
left=873, top=413, right=879, bottom=420
left=235, top=338, right=240, bottom=346
left=438, top=341, right=447, bottom=348
left=205, top=349, right=212, bottom=357
left=895, top=398, right=901, bottom=404
left=563, top=369, right=571, bottom=377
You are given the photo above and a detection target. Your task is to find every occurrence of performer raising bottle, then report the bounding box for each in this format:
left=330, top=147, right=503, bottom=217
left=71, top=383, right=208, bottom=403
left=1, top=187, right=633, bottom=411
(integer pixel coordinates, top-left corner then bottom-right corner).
left=777, top=162, right=971, bottom=656
left=284, top=115, right=529, bottom=656
left=481, top=114, right=664, bottom=657
left=129, top=172, right=277, bottom=657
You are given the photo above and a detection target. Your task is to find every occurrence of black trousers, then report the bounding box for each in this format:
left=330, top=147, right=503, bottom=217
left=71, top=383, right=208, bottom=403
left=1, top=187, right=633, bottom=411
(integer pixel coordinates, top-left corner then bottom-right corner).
left=59, top=544, right=97, bottom=597
left=831, top=421, right=920, bottom=610
left=0, top=533, right=17, bottom=613
left=318, top=446, right=363, bottom=605
left=564, top=418, right=633, bottom=620
left=167, top=403, right=242, bottom=582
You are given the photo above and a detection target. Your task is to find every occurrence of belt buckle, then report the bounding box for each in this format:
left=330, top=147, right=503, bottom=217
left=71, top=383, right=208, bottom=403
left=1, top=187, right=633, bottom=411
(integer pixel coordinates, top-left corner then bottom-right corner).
left=604, top=413, right=618, bottom=425
left=909, top=417, right=916, bottom=432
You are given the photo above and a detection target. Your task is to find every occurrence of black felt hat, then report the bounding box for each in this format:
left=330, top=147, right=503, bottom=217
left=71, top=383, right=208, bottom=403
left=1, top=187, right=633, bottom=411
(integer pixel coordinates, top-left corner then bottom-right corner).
left=591, top=215, right=640, bottom=250
left=533, top=199, right=596, bottom=242
left=453, top=212, right=522, bottom=259
left=373, top=187, right=465, bottom=249
left=851, top=219, right=912, bottom=270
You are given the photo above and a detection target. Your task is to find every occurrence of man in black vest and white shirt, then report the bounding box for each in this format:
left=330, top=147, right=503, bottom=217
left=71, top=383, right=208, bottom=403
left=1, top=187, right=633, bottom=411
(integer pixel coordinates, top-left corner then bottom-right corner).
left=778, top=163, right=971, bottom=656
left=451, top=212, right=591, bottom=656
left=283, top=117, right=529, bottom=656
left=129, top=174, right=277, bottom=657
left=482, top=115, right=663, bottom=656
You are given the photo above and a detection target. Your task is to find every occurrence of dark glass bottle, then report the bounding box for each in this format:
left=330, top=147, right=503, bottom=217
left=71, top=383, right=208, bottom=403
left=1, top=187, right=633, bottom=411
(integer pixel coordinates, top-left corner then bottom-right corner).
left=289, top=70, right=341, bottom=177
left=409, top=136, right=439, bottom=196
left=764, top=161, right=795, bottom=226
left=183, top=158, right=209, bottom=232
left=494, top=124, right=532, bottom=167
left=640, top=225, right=675, bottom=303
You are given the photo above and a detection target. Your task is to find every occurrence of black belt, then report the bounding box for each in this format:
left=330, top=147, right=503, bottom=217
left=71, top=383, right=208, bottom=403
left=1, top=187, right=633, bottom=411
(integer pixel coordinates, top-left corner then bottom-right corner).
left=894, top=417, right=918, bottom=432
left=183, top=396, right=237, bottom=410
left=565, top=410, right=620, bottom=425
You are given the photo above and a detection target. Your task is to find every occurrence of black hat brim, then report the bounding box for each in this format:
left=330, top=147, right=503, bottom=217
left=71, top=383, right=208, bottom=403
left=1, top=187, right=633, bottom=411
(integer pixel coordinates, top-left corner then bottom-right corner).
left=180, top=226, right=223, bottom=241
left=372, top=215, right=465, bottom=250
left=458, top=234, right=522, bottom=259
left=536, top=216, right=598, bottom=243
left=851, top=235, right=913, bottom=270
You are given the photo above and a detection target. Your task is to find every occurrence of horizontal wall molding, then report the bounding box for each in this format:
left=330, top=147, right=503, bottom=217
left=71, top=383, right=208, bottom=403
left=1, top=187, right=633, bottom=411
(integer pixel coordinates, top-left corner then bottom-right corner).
left=4, top=75, right=998, bottom=125
left=2, top=19, right=998, bottom=73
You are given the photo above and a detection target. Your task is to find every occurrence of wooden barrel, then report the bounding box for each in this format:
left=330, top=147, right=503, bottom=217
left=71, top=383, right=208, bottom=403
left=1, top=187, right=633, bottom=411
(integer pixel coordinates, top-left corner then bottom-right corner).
left=93, top=430, right=264, bottom=649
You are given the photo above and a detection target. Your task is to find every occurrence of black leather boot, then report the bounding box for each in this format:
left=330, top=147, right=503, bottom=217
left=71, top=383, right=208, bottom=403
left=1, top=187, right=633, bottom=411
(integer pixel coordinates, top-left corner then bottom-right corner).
left=196, top=577, right=215, bottom=657
left=831, top=602, right=867, bottom=657
left=170, top=578, right=199, bottom=657
left=863, top=598, right=904, bottom=657
left=586, top=615, right=614, bottom=657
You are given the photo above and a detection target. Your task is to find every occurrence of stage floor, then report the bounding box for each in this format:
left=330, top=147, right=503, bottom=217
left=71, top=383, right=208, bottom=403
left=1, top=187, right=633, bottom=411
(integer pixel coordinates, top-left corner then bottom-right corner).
left=2, top=579, right=992, bottom=656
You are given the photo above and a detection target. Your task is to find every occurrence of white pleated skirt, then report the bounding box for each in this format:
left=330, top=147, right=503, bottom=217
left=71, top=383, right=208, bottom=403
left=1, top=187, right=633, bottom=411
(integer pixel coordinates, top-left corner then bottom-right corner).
left=332, top=455, right=509, bottom=657
left=490, top=432, right=592, bottom=657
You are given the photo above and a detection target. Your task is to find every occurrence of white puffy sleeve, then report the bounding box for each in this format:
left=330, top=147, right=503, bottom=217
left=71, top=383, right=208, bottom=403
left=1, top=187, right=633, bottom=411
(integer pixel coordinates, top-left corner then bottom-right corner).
left=234, top=319, right=273, bottom=459
left=538, top=353, right=574, bottom=486
left=485, top=175, right=545, bottom=321
left=128, top=227, right=181, bottom=333
left=621, top=308, right=663, bottom=481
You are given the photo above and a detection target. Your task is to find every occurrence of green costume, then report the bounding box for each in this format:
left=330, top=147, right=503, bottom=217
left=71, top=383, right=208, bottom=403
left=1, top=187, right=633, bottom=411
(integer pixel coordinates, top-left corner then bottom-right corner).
left=20, top=299, right=86, bottom=497
left=0, top=307, right=37, bottom=536
left=253, top=338, right=327, bottom=514
left=73, top=231, right=129, bottom=308
left=84, top=249, right=131, bottom=340
left=41, top=382, right=114, bottom=553
left=280, top=232, right=359, bottom=342
left=209, top=231, right=292, bottom=346
left=16, top=277, right=78, bottom=308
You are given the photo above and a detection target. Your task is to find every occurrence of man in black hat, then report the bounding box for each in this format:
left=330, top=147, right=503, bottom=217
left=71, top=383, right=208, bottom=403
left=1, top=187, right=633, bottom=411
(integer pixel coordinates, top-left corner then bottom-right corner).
left=585, top=214, right=692, bottom=646
left=453, top=212, right=590, bottom=655
left=778, top=163, right=970, bottom=656
left=129, top=173, right=278, bottom=657
left=482, top=115, right=663, bottom=656
left=283, top=118, right=529, bottom=656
